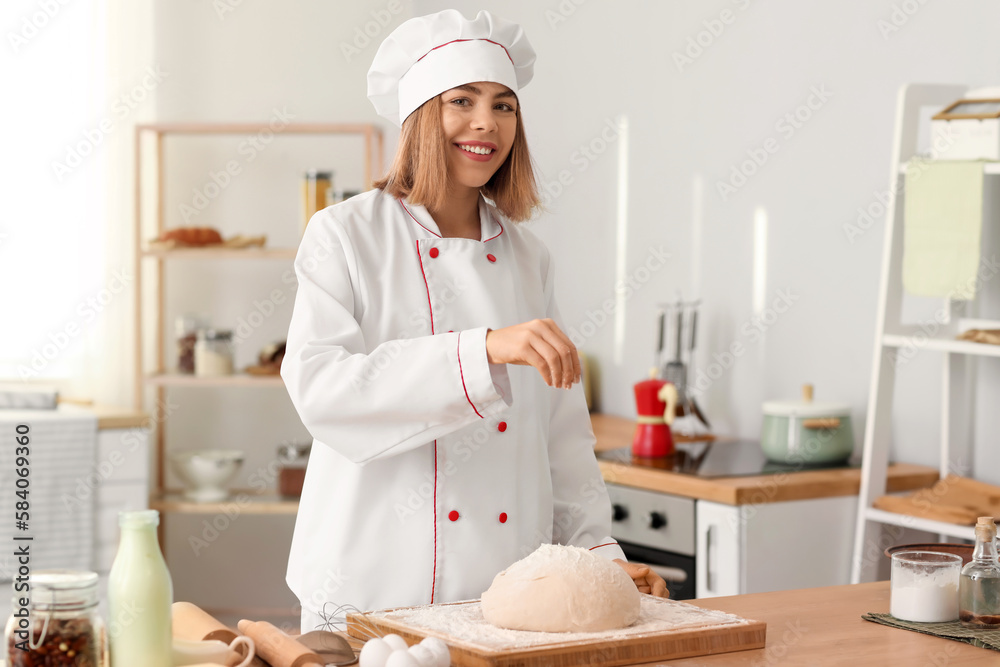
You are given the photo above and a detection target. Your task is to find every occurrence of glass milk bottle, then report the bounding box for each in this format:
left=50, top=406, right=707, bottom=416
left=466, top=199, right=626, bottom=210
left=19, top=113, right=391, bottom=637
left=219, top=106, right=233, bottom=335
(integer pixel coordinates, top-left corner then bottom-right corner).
left=959, top=516, right=1000, bottom=628
left=108, top=510, right=173, bottom=666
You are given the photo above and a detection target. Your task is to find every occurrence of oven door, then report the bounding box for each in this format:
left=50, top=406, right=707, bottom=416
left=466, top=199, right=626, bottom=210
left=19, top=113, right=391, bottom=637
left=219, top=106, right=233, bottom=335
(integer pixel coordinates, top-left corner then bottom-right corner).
left=607, top=483, right=697, bottom=600
left=617, top=540, right=696, bottom=600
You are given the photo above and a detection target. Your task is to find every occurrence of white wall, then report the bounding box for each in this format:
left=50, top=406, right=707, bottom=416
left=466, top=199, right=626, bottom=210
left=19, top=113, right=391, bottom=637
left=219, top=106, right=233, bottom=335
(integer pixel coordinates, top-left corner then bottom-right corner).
left=149, top=0, right=1000, bottom=613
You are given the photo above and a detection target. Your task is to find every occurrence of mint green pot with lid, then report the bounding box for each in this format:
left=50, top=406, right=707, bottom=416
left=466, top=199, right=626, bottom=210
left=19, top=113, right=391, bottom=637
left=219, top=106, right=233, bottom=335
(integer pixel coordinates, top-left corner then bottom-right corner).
left=761, top=384, right=854, bottom=464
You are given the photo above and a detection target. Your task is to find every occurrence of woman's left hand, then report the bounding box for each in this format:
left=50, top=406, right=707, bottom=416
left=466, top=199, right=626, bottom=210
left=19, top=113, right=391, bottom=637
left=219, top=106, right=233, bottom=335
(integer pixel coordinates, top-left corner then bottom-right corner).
left=613, top=559, right=669, bottom=598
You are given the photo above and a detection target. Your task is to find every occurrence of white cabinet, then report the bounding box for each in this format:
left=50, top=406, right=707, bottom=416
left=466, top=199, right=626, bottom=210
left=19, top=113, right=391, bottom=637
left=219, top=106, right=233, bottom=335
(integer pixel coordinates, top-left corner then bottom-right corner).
left=696, top=496, right=859, bottom=598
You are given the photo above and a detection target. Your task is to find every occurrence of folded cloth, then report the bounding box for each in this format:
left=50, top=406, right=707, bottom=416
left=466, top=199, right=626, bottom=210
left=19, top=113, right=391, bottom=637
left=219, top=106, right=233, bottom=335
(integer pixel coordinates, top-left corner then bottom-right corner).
left=0, top=384, right=58, bottom=409
left=0, top=407, right=97, bottom=580
left=863, top=612, right=1000, bottom=652
left=902, top=160, right=985, bottom=300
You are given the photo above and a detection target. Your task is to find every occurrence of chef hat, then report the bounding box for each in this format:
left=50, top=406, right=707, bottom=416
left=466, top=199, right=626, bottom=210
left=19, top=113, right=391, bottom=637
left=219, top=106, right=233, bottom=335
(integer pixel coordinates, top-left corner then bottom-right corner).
left=367, top=9, right=536, bottom=127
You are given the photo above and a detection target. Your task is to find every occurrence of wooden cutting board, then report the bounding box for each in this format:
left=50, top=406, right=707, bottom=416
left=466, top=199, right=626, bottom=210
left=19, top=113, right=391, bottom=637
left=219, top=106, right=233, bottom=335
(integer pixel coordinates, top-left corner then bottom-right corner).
left=346, top=596, right=766, bottom=667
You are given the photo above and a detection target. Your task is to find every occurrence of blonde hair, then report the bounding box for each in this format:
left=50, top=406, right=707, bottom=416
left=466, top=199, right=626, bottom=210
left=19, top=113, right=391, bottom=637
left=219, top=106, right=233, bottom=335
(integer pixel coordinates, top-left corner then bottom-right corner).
left=374, top=97, right=540, bottom=222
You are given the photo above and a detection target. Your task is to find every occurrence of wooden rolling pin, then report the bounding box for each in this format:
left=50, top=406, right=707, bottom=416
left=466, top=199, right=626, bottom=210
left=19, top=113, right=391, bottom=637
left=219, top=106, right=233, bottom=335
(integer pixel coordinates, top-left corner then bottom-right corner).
left=173, top=602, right=240, bottom=644
left=237, top=620, right=325, bottom=667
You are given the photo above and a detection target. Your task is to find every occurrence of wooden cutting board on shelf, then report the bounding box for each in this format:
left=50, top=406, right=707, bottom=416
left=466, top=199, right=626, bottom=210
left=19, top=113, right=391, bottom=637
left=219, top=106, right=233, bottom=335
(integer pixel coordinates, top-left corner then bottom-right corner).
left=346, top=596, right=765, bottom=667
left=873, top=475, right=1000, bottom=525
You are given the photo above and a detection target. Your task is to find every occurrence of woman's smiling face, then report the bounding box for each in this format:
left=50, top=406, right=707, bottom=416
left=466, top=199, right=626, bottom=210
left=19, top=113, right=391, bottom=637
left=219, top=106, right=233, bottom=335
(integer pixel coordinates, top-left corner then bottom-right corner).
left=439, top=81, right=518, bottom=191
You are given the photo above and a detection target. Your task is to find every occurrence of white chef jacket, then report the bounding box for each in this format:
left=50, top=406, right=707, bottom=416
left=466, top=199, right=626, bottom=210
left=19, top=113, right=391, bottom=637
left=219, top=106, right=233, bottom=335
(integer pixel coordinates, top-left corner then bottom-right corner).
left=281, top=188, right=625, bottom=620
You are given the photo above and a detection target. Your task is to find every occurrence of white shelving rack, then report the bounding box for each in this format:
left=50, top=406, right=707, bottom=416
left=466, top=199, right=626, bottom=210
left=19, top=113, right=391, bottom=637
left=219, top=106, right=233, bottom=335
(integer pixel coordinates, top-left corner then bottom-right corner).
left=851, top=84, right=1000, bottom=582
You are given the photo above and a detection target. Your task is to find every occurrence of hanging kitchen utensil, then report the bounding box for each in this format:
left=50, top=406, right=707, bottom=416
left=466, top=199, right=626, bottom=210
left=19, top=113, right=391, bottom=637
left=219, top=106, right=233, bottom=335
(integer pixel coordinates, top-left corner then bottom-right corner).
left=656, top=297, right=711, bottom=435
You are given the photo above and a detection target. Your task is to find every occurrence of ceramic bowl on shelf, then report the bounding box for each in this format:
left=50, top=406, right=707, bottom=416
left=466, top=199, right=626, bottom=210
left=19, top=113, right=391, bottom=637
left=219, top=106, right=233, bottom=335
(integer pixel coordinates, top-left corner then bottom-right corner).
left=170, top=449, right=245, bottom=502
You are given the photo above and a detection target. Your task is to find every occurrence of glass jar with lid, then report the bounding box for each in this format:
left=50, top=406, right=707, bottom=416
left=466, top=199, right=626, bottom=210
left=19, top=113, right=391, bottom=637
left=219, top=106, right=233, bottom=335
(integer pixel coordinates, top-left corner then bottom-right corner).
left=194, top=329, right=235, bottom=377
left=175, top=314, right=208, bottom=374
left=5, top=569, right=107, bottom=666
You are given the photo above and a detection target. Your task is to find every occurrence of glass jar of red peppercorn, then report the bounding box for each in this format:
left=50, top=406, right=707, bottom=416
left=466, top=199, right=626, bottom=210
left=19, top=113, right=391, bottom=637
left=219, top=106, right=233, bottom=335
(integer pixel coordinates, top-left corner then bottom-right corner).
left=5, top=570, right=107, bottom=666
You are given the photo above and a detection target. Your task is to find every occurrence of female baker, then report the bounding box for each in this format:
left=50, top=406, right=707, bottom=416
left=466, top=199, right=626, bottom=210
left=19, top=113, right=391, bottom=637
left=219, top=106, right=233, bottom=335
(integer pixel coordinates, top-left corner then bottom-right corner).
left=282, top=9, right=667, bottom=631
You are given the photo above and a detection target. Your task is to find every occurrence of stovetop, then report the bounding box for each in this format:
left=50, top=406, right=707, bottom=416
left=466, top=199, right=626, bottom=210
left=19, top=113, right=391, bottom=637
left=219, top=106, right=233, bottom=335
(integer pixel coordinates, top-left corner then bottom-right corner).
left=597, top=439, right=859, bottom=478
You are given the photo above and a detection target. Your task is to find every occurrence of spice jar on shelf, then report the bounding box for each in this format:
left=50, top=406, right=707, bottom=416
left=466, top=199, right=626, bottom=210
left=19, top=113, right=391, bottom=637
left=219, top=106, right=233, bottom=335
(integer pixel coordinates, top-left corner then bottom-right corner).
left=302, top=169, right=333, bottom=230
left=277, top=441, right=312, bottom=497
left=5, top=569, right=108, bottom=667
left=194, top=329, right=234, bottom=377
left=175, top=315, right=207, bottom=374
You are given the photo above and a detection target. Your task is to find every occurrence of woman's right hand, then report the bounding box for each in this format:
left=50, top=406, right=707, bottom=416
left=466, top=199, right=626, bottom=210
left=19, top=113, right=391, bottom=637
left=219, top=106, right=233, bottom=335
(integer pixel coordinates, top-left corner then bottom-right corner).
left=485, top=319, right=581, bottom=389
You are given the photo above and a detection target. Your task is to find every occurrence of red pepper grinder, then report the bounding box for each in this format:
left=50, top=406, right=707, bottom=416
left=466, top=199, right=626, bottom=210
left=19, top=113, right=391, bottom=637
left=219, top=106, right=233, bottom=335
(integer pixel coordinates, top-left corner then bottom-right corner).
left=633, top=368, right=679, bottom=458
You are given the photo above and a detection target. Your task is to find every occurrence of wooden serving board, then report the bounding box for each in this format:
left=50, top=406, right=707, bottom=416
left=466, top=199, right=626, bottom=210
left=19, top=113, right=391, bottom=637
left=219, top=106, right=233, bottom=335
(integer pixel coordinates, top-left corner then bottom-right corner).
left=346, top=596, right=766, bottom=667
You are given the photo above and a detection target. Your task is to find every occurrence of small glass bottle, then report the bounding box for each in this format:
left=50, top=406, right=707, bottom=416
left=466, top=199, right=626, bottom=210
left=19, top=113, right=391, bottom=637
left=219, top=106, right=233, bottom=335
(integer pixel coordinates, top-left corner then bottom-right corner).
left=194, top=329, right=235, bottom=377
left=5, top=569, right=108, bottom=667
left=107, top=510, right=173, bottom=667
left=959, top=516, right=1000, bottom=628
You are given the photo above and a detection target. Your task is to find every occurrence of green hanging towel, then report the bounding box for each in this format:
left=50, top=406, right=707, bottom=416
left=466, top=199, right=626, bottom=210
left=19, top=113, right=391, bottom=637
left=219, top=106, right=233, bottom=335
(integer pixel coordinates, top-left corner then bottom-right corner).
left=902, top=160, right=985, bottom=300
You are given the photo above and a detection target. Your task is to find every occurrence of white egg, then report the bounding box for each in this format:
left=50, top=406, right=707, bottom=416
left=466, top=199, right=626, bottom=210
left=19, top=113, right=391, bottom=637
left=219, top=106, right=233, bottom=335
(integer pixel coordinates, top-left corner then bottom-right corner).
left=359, top=638, right=394, bottom=667
left=385, top=650, right=420, bottom=667
left=419, top=636, right=451, bottom=667
left=382, top=633, right=410, bottom=652
left=406, top=643, right=436, bottom=667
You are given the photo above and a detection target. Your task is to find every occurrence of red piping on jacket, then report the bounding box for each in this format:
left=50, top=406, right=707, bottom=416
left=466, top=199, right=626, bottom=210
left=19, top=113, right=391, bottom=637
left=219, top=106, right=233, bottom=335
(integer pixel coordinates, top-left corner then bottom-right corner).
left=457, top=332, right=484, bottom=419
left=400, top=199, right=506, bottom=242
left=401, top=200, right=441, bottom=238
left=416, top=236, right=440, bottom=603
left=431, top=440, right=438, bottom=603
left=415, top=240, right=436, bottom=335
left=589, top=542, right=619, bottom=551
left=484, top=213, right=504, bottom=242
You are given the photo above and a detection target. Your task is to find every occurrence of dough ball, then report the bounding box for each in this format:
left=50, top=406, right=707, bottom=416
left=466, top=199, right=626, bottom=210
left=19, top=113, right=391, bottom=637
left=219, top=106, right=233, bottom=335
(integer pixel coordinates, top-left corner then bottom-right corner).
left=481, top=544, right=640, bottom=632
left=359, top=638, right=393, bottom=667
left=382, top=634, right=409, bottom=652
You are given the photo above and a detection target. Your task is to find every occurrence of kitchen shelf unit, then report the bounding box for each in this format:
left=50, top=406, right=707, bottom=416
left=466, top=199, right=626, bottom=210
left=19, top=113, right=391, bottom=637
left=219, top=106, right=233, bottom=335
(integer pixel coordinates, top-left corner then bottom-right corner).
left=850, top=84, right=1000, bottom=579
left=133, top=122, right=384, bottom=513
left=141, top=247, right=299, bottom=260
left=149, top=490, right=299, bottom=516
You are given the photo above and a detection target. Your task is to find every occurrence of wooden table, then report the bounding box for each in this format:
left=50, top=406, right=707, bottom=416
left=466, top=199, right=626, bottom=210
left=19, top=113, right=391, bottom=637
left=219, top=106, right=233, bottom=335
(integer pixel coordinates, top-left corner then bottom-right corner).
left=647, top=581, right=991, bottom=665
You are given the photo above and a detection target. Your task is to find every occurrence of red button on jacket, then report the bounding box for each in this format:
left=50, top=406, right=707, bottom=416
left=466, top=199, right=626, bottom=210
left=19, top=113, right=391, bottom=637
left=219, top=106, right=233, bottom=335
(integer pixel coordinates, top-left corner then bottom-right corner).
left=497, top=421, right=507, bottom=432
left=486, top=253, right=496, bottom=263
left=429, top=247, right=440, bottom=258
left=499, top=513, right=508, bottom=523
left=448, top=510, right=459, bottom=522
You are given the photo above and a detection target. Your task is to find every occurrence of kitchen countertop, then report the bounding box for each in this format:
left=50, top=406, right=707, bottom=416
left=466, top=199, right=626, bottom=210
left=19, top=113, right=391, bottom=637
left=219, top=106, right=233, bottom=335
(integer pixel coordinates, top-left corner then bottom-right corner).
left=591, top=413, right=939, bottom=505
left=86, top=403, right=149, bottom=430
left=650, top=581, right=992, bottom=665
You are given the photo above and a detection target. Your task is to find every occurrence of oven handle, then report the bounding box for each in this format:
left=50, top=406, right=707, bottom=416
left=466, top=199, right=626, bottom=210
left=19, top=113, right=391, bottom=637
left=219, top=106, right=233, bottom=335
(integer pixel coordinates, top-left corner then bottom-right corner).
left=646, top=564, right=688, bottom=584
left=706, top=524, right=715, bottom=593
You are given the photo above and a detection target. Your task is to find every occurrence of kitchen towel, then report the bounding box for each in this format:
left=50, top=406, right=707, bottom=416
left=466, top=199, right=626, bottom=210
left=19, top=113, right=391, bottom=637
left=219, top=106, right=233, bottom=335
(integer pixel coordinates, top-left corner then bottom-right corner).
left=863, top=612, right=1000, bottom=652
left=0, top=406, right=97, bottom=581
left=902, top=160, right=985, bottom=300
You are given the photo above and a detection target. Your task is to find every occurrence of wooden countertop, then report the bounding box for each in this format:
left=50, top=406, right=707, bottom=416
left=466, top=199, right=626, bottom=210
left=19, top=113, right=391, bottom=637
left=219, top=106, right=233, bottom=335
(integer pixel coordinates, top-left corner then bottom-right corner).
left=63, top=403, right=149, bottom=430
left=90, top=404, right=148, bottom=430
left=592, top=413, right=939, bottom=505
left=649, top=581, right=991, bottom=665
